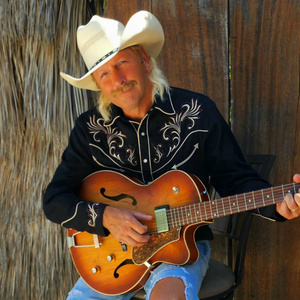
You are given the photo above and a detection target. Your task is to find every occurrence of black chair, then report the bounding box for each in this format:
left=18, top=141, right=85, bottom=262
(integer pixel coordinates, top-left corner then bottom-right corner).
left=132, top=154, right=276, bottom=300
left=198, top=154, right=276, bottom=299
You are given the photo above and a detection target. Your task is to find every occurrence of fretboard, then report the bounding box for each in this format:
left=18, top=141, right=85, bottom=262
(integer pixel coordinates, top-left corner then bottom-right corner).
left=167, top=183, right=300, bottom=228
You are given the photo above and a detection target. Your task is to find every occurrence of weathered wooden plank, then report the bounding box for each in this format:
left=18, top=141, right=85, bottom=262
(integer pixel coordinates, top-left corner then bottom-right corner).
left=105, top=0, right=151, bottom=25
left=105, top=0, right=229, bottom=118
left=230, top=0, right=300, bottom=183
left=152, top=0, right=229, bottom=117
left=230, top=0, right=300, bottom=299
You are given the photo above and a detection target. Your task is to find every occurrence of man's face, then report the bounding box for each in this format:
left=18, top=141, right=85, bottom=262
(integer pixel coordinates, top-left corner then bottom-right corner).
left=93, top=47, right=153, bottom=120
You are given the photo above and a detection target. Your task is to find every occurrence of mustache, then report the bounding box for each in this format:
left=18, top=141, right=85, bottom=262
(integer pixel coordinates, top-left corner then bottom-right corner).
left=112, top=81, right=136, bottom=96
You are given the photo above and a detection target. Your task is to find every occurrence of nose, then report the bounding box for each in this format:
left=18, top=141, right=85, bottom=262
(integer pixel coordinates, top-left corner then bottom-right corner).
left=111, top=68, right=125, bottom=88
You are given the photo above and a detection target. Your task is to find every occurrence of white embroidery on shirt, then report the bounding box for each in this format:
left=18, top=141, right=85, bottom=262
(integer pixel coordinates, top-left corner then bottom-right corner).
left=127, top=146, right=138, bottom=166
left=160, top=99, right=202, bottom=157
left=153, top=144, right=163, bottom=163
left=87, top=115, right=127, bottom=163
left=87, top=203, right=99, bottom=227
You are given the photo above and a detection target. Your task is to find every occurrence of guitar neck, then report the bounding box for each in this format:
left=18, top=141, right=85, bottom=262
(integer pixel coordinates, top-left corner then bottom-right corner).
left=168, top=183, right=300, bottom=227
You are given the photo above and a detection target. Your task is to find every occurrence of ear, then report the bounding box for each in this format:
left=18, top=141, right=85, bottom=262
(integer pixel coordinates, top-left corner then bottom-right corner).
left=140, top=48, right=151, bottom=72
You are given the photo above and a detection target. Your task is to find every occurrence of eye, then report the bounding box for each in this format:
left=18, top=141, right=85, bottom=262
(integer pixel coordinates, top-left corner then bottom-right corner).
left=118, top=60, right=127, bottom=66
left=100, top=72, right=107, bottom=79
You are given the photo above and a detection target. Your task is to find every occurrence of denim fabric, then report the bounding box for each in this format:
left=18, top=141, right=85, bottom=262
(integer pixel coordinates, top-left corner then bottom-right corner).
left=143, top=240, right=210, bottom=300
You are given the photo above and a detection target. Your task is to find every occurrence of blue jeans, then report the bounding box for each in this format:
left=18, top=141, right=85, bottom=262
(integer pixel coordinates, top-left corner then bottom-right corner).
left=66, top=240, right=210, bottom=300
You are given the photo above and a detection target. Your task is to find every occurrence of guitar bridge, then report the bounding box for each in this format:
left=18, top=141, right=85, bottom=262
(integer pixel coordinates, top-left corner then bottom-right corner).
left=155, top=205, right=169, bottom=233
left=67, top=236, right=75, bottom=248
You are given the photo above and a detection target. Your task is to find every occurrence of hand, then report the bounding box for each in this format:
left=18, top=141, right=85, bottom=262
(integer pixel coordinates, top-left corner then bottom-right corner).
left=276, top=174, right=300, bottom=219
left=103, top=206, right=153, bottom=247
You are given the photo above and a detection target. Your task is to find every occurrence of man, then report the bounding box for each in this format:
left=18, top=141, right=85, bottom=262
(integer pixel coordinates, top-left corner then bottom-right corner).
left=43, top=11, right=300, bottom=300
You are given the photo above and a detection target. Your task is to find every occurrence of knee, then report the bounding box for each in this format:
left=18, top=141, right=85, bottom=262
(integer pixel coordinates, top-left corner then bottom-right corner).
left=150, top=277, right=186, bottom=300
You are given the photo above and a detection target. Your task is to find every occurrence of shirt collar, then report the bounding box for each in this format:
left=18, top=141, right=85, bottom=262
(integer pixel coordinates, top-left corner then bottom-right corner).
left=152, top=88, right=176, bottom=115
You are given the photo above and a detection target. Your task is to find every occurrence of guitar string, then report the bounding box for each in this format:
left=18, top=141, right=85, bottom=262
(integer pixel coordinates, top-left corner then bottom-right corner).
left=165, top=184, right=299, bottom=228
left=158, top=183, right=300, bottom=229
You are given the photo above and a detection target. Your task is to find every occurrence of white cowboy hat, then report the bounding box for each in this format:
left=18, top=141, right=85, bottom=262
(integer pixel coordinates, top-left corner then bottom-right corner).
left=60, top=10, right=164, bottom=91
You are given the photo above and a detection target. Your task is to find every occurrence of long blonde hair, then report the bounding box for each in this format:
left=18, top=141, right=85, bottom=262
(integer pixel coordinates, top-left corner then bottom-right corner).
left=96, top=46, right=170, bottom=122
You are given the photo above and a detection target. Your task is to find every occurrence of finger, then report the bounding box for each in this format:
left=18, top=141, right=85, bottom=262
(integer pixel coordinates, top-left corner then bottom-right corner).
left=285, top=192, right=298, bottom=212
left=126, top=211, right=153, bottom=234
left=132, top=210, right=153, bottom=221
left=113, top=224, right=150, bottom=247
left=119, top=234, right=150, bottom=247
left=128, top=227, right=151, bottom=244
left=294, top=192, right=300, bottom=208
left=118, top=226, right=151, bottom=247
left=125, top=215, right=149, bottom=235
left=293, top=173, right=300, bottom=183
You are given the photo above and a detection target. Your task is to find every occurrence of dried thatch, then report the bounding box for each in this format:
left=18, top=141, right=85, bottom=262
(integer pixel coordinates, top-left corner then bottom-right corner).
left=0, top=1, right=106, bottom=299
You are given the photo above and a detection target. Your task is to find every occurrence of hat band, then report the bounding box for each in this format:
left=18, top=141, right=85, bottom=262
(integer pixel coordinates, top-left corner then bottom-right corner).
left=90, top=47, right=119, bottom=70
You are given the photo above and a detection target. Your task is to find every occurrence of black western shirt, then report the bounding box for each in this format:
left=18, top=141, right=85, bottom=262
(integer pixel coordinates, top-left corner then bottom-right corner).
left=43, top=87, right=284, bottom=240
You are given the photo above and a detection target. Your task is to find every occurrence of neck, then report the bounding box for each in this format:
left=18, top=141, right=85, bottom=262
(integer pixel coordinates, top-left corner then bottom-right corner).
left=123, top=82, right=154, bottom=122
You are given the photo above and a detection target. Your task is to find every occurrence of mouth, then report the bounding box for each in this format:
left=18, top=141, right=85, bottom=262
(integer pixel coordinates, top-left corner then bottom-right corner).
left=112, top=81, right=136, bottom=97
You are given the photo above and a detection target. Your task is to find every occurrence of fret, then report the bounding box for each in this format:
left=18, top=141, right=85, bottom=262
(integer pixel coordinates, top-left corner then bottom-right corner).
left=221, top=196, right=226, bottom=216
left=186, top=206, right=190, bottom=223
left=207, top=197, right=213, bottom=219
left=186, top=206, right=190, bottom=225
left=174, top=207, right=178, bottom=227
left=203, top=201, right=208, bottom=220
left=293, top=182, right=297, bottom=194
left=185, top=206, right=189, bottom=224
left=183, top=206, right=188, bottom=225
left=173, top=208, right=177, bottom=227
left=227, top=196, right=233, bottom=215
left=231, top=195, right=238, bottom=214
left=211, top=200, right=218, bottom=218
left=189, top=205, right=193, bottom=223
left=263, top=188, right=271, bottom=205
left=236, top=194, right=240, bottom=213
left=195, top=203, right=201, bottom=222
left=281, top=185, right=285, bottom=201
left=243, top=193, right=248, bottom=211
left=261, top=190, right=266, bottom=206
left=179, top=207, right=184, bottom=226
left=178, top=207, right=186, bottom=226
left=174, top=207, right=179, bottom=227
left=191, top=204, right=195, bottom=222
left=271, top=186, right=275, bottom=204
left=169, top=209, right=174, bottom=228
left=247, top=193, right=254, bottom=209
left=252, top=191, right=257, bottom=209
left=193, top=203, right=198, bottom=222
left=175, top=208, right=179, bottom=226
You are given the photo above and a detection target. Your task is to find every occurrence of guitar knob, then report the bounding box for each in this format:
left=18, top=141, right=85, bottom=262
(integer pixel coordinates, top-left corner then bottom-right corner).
left=107, top=255, right=115, bottom=262
left=92, top=266, right=100, bottom=274
left=172, top=187, right=179, bottom=194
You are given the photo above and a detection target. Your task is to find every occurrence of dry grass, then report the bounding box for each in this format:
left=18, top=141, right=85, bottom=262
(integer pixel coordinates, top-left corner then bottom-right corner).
left=0, top=1, right=105, bottom=299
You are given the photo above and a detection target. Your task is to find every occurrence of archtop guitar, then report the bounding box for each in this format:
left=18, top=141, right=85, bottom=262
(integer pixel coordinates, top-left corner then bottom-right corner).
left=67, top=170, right=299, bottom=295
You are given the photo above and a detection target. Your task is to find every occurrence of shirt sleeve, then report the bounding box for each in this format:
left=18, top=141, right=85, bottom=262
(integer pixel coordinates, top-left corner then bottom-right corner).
left=203, top=100, right=285, bottom=222
left=43, top=115, right=109, bottom=236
